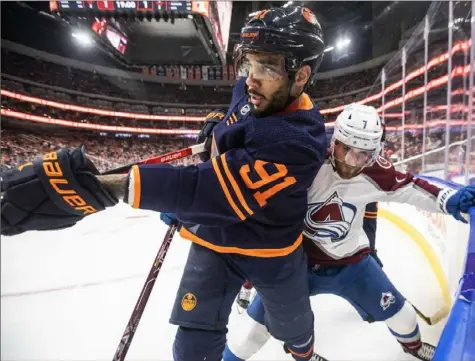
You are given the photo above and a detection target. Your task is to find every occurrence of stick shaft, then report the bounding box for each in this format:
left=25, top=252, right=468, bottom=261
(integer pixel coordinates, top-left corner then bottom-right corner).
left=112, top=223, right=178, bottom=361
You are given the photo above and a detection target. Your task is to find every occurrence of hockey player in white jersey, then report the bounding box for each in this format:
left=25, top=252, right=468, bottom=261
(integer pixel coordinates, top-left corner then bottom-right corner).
left=223, top=103, right=475, bottom=361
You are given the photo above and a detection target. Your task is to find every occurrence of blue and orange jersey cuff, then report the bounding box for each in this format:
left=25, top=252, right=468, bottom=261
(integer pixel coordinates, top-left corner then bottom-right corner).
left=126, top=164, right=180, bottom=212
left=127, top=165, right=142, bottom=209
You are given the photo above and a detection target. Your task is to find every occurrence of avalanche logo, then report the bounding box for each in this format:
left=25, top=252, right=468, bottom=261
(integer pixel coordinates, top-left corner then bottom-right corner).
left=304, top=192, right=357, bottom=243
left=380, top=291, right=396, bottom=311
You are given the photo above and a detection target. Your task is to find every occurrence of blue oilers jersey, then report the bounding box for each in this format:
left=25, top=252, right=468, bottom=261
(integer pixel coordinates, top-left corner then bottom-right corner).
left=127, top=78, right=327, bottom=257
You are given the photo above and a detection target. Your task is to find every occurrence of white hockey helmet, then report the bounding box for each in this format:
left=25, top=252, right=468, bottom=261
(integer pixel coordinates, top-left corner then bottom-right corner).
left=331, top=103, right=384, bottom=168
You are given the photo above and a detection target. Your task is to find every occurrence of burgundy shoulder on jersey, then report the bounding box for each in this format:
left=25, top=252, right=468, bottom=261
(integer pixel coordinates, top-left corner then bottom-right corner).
left=362, top=156, right=441, bottom=197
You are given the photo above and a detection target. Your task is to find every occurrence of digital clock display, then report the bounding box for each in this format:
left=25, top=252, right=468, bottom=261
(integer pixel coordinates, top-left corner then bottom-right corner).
left=51, top=1, right=192, bottom=12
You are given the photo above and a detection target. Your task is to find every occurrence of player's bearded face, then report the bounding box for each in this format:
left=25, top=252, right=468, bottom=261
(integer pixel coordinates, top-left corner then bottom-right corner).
left=240, top=52, right=290, bottom=116
left=332, top=140, right=374, bottom=179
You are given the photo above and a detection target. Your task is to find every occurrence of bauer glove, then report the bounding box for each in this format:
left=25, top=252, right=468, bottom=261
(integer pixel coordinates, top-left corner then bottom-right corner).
left=1, top=148, right=118, bottom=236
left=197, top=109, right=227, bottom=162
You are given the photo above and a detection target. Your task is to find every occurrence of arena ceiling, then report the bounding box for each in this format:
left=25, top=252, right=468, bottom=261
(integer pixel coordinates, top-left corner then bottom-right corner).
left=3, top=1, right=431, bottom=71
left=2, top=2, right=223, bottom=67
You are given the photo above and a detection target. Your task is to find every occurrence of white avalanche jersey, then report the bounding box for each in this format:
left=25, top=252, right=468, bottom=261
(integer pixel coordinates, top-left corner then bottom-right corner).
left=303, top=156, right=455, bottom=265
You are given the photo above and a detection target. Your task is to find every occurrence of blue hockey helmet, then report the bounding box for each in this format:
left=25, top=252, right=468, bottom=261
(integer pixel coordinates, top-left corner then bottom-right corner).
left=233, top=5, right=325, bottom=88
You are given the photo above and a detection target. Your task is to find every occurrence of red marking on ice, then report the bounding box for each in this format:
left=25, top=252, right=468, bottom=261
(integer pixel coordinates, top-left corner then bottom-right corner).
left=125, top=215, right=150, bottom=219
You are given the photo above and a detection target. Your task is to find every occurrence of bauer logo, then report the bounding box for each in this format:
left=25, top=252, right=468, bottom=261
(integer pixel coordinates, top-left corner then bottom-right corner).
left=42, top=151, right=97, bottom=216
left=160, top=151, right=183, bottom=162
left=181, top=293, right=197, bottom=311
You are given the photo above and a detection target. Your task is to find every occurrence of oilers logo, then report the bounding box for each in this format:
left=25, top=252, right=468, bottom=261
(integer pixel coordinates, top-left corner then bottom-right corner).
left=304, top=191, right=357, bottom=243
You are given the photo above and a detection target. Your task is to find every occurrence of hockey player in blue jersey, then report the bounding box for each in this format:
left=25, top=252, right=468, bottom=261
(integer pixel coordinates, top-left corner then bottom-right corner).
left=0, top=6, right=328, bottom=361
left=222, top=104, right=475, bottom=361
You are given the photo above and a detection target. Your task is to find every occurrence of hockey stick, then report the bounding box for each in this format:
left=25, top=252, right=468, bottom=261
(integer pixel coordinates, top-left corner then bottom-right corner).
left=112, top=222, right=179, bottom=361
left=411, top=302, right=449, bottom=326
left=0, top=142, right=206, bottom=198
left=112, top=143, right=206, bottom=361
left=102, top=142, right=206, bottom=175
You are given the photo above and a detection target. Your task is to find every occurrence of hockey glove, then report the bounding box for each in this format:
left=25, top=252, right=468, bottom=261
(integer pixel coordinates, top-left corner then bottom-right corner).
left=197, top=109, right=227, bottom=162
left=160, top=212, right=179, bottom=226
left=370, top=249, right=383, bottom=268
left=1, top=148, right=118, bottom=236
left=445, top=185, right=475, bottom=223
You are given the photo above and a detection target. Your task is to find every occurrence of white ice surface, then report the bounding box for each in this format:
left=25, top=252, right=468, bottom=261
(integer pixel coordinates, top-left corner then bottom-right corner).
left=1, top=203, right=447, bottom=360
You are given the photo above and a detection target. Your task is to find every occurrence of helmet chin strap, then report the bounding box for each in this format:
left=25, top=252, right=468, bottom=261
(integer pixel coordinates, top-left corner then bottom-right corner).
left=284, top=65, right=315, bottom=110
left=282, top=72, right=302, bottom=110
left=253, top=75, right=298, bottom=117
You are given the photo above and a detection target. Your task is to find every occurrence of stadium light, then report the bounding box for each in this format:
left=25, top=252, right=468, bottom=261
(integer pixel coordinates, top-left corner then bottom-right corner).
left=72, top=31, right=93, bottom=47
left=335, top=38, right=351, bottom=50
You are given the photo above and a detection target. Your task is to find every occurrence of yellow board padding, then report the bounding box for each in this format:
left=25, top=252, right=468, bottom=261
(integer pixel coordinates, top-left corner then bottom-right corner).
left=378, top=208, right=452, bottom=312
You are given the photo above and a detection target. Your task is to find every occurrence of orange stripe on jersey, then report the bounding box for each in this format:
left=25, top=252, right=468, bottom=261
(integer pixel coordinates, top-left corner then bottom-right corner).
left=131, top=165, right=141, bottom=209
left=180, top=226, right=303, bottom=258
left=280, top=93, right=314, bottom=114
left=365, top=211, right=378, bottom=215
left=364, top=215, right=378, bottom=219
left=220, top=154, right=254, bottom=216
left=211, top=156, right=246, bottom=221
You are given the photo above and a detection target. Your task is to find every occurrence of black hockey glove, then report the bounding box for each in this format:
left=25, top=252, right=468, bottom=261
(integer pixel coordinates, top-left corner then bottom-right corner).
left=197, top=109, right=227, bottom=162
left=1, top=148, right=118, bottom=236
left=370, top=249, right=383, bottom=268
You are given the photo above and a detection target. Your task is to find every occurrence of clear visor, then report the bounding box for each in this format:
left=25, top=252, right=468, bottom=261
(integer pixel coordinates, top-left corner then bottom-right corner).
left=236, top=56, right=286, bottom=81
left=332, top=140, right=377, bottom=168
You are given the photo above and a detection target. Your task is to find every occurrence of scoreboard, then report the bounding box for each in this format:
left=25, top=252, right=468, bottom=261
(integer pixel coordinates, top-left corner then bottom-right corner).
left=50, top=1, right=193, bottom=13
left=49, top=0, right=226, bottom=66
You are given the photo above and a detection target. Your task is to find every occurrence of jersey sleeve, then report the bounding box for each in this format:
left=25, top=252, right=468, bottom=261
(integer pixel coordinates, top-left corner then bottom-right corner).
left=125, top=141, right=322, bottom=227
left=364, top=156, right=456, bottom=214
left=363, top=202, right=378, bottom=249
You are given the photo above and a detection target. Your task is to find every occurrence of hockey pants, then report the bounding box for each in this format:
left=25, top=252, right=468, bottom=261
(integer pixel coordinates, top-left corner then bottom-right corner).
left=170, top=242, right=315, bottom=361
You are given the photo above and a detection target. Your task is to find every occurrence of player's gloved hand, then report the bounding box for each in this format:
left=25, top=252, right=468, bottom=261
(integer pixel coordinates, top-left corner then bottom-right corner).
left=197, top=109, right=227, bottom=162
left=445, top=185, right=475, bottom=223
left=160, top=212, right=179, bottom=226
left=370, top=249, right=383, bottom=268
left=1, top=148, right=118, bottom=236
